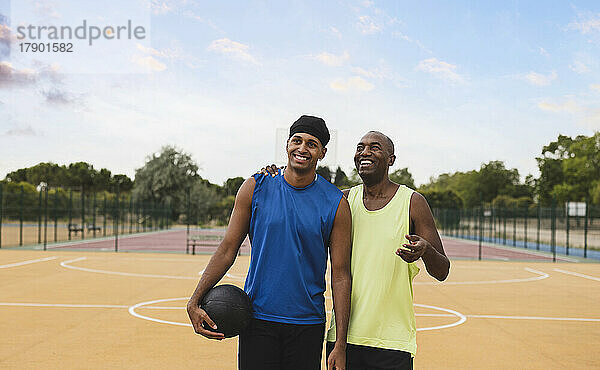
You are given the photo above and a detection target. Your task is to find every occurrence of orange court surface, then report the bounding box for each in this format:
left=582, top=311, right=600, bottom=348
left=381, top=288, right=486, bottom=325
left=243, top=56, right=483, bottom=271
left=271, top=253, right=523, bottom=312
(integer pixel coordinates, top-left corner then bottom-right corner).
left=1, top=242, right=599, bottom=369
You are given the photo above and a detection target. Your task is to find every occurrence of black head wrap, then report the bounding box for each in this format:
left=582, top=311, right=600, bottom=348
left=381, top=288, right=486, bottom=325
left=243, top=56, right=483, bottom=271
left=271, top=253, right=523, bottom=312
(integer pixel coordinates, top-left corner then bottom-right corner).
left=289, top=115, right=330, bottom=147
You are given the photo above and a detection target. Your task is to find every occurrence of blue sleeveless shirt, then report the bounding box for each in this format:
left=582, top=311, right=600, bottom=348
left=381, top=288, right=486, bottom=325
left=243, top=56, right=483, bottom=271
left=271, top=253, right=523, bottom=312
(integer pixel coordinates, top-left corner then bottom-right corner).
left=245, top=169, right=343, bottom=324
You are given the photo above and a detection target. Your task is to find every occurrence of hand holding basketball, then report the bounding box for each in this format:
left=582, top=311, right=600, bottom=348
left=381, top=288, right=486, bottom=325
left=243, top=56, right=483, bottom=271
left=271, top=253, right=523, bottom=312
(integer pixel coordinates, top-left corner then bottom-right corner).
left=396, top=234, right=430, bottom=263
left=187, top=301, right=225, bottom=340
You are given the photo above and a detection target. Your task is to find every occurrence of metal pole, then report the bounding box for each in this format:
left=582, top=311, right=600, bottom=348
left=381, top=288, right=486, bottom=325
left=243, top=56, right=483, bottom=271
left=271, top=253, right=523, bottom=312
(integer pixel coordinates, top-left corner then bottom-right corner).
left=129, top=197, right=133, bottom=234
left=115, top=185, right=120, bottom=252
left=92, top=193, right=97, bottom=238
left=566, top=202, right=570, bottom=255
left=103, top=194, right=107, bottom=237
left=19, top=185, right=23, bottom=246
left=43, top=186, right=48, bottom=251
left=503, top=207, right=506, bottom=245
left=0, top=183, right=3, bottom=249
left=536, top=203, right=540, bottom=250
left=53, top=191, right=58, bottom=242
left=511, top=204, right=515, bottom=246
left=68, top=190, right=73, bottom=240
left=187, top=187, right=191, bottom=240
left=478, top=194, right=483, bottom=260
left=584, top=199, right=589, bottom=258
left=524, top=206, right=528, bottom=249
left=38, top=189, right=42, bottom=244
left=551, top=197, right=556, bottom=262
left=81, top=186, right=85, bottom=240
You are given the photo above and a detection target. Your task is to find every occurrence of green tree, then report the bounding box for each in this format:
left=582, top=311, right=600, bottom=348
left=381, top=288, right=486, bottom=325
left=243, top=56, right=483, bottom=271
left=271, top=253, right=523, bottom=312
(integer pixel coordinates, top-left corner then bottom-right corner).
left=222, top=177, right=245, bottom=196
left=112, top=174, right=133, bottom=192
left=333, top=167, right=349, bottom=188
left=346, top=169, right=362, bottom=186
left=536, top=132, right=600, bottom=205
left=316, top=165, right=332, bottom=182
left=420, top=189, right=463, bottom=209
left=132, top=146, right=201, bottom=220
left=389, top=168, right=415, bottom=189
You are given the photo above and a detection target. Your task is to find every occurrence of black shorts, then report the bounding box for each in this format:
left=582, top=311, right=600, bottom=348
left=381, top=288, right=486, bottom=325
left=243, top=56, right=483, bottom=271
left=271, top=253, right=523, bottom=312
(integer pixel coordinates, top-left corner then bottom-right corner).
left=238, top=318, right=325, bottom=370
left=326, top=341, right=413, bottom=370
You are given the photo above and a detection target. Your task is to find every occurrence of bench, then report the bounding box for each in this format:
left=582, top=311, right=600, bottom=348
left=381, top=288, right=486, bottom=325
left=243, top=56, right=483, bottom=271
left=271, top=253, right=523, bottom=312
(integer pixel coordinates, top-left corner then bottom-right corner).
left=87, top=224, right=101, bottom=232
left=68, top=223, right=84, bottom=235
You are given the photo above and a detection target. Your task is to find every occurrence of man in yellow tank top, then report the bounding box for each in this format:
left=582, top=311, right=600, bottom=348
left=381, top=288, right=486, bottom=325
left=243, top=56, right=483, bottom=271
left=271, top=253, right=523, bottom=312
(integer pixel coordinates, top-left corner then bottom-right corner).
left=325, top=131, right=450, bottom=369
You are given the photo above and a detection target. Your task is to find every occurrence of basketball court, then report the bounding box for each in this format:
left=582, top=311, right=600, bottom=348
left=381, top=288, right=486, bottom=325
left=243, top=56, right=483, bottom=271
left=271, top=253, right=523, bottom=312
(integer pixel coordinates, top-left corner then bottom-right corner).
left=1, top=232, right=599, bottom=369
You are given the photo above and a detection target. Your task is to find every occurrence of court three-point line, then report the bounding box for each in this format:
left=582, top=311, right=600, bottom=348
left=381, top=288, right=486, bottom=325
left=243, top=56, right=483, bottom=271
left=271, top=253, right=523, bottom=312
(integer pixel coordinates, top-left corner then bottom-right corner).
left=553, top=269, right=600, bottom=282
left=0, top=256, right=57, bottom=269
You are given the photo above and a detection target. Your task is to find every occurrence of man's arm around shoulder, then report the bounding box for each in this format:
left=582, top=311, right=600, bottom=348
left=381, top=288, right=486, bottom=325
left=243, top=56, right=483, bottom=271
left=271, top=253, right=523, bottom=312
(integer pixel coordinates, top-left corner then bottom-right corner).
left=327, top=196, right=352, bottom=370
left=186, top=177, right=256, bottom=340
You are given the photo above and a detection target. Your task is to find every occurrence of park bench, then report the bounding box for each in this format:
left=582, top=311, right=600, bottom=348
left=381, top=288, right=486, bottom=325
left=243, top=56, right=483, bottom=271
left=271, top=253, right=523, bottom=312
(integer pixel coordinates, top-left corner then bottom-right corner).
left=87, top=224, right=101, bottom=232
left=68, top=223, right=84, bottom=235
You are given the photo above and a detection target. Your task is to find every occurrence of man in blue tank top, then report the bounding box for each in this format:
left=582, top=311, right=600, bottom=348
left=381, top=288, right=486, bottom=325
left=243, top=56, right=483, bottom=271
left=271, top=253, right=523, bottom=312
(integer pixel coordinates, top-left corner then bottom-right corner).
left=187, top=115, right=352, bottom=370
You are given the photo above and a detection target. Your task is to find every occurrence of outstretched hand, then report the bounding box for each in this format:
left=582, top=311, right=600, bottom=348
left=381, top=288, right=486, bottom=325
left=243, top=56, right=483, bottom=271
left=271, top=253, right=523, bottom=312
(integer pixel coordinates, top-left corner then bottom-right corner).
left=396, top=234, right=430, bottom=263
left=256, top=164, right=281, bottom=177
left=187, top=303, right=225, bottom=340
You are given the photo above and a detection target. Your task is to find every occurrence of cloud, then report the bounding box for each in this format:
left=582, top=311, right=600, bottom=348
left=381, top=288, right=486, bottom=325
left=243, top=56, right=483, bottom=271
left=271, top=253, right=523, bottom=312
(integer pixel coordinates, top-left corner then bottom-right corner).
left=150, top=0, right=177, bottom=15
left=132, top=55, right=167, bottom=72
left=591, top=84, right=600, bottom=92
left=569, top=60, right=590, bottom=74
left=537, top=100, right=582, bottom=114
left=136, top=43, right=203, bottom=70
left=538, top=47, right=549, bottom=57
left=207, top=38, right=259, bottom=65
left=33, top=0, right=61, bottom=20
left=329, top=26, right=342, bottom=39
left=0, top=61, right=38, bottom=87
left=416, top=58, right=464, bottom=83
left=582, top=110, right=600, bottom=129
left=357, top=15, right=382, bottom=34
left=0, top=23, right=16, bottom=59
left=392, top=31, right=432, bottom=54
left=4, top=125, right=38, bottom=137
left=361, top=0, right=374, bottom=7
left=568, top=12, right=600, bottom=34
left=42, top=87, right=78, bottom=105
left=524, top=70, right=557, bottom=86
left=313, top=51, right=349, bottom=67
left=330, top=76, right=374, bottom=92
left=181, top=10, right=222, bottom=32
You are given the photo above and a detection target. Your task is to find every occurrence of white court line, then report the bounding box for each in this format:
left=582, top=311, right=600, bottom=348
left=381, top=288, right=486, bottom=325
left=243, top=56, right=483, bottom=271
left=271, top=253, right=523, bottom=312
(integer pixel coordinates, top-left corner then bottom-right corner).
left=129, top=297, right=192, bottom=327
left=414, top=267, right=549, bottom=285
left=0, top=256, right=57, bottom=269
left=60, top=257, right=197, bottom=280
left=446, top=237, right=580, bottom=262
left=42, top=229, right=184, bottom=250
left=0, top=302, right=127, bottom=308
left=553, top=269, right=600, bottom=282
left=466, top=314, right=600, bottom=322
left=415, top=313, right=600, bottom=322
left=414, top=304, right=466, bottom=331
left=60, top=257, right=243, bottom=280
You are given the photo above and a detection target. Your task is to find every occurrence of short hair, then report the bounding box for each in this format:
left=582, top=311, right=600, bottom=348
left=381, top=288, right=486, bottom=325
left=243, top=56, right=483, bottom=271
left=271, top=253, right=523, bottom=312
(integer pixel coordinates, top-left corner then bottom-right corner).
left=367, top=131, right=394, bottom=155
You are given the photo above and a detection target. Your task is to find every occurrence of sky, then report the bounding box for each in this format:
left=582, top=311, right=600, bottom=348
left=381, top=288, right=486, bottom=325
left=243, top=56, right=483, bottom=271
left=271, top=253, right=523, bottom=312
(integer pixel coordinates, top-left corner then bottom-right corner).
left=1, top=0, right=599, bottom=187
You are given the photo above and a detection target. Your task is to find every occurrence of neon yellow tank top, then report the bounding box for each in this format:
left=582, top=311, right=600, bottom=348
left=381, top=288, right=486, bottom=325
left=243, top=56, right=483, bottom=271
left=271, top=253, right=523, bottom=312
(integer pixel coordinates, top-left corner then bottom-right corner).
left=326, top=184, right=420, bottom=355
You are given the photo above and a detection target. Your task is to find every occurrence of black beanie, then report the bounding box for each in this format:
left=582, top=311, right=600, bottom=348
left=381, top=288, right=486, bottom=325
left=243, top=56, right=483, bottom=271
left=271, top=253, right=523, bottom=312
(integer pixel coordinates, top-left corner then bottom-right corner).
left=289, top=115, right=330, bottom=147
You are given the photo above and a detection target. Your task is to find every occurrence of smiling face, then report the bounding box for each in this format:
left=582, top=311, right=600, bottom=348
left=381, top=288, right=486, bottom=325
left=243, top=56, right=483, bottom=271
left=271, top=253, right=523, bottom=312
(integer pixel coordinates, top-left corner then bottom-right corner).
left=286, top=132, right=327, bottom=173
left=354, top=131, right=396, bottom=181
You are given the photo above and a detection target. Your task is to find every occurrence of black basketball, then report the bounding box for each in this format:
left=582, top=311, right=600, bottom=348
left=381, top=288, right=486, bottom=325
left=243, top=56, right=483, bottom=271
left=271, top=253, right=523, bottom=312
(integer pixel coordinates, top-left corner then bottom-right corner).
left=200, top=284, right=252, bottom=338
